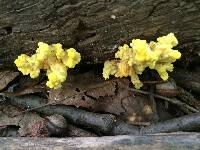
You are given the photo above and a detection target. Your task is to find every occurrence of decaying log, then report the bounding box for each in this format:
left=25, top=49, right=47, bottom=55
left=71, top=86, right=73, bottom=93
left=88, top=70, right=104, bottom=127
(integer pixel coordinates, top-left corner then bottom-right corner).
left=0, top=133, right=200, bottom=149
left=173, top=69, right=200, bottom=94
left=0, top=0, right=200, bottom=68
left=177, top=86, right=200, bottom=110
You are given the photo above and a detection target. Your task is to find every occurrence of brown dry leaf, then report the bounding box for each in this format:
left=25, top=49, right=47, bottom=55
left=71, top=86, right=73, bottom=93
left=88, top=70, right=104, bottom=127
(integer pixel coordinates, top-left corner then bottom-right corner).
left=0, top=70, right=19, bottom=91
left=0, top=105, right=22, bottom=126
left=0, top=104, right=43, bottom=136
left=13, top=76, right=46, bottom=96
left=49, top=71, right=116, bottom=108
left=18, top=113, right=44, bottom=136
left=49, top=71, right=156, bottom=124
left=2, top=78, right=46, bottom=97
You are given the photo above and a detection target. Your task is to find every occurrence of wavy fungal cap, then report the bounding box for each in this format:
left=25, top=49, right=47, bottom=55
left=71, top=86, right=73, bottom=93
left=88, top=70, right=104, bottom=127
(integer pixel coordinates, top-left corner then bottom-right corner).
left=103, top=33, right=181, bottom=89
left=14, top=42, right=81, bottom=89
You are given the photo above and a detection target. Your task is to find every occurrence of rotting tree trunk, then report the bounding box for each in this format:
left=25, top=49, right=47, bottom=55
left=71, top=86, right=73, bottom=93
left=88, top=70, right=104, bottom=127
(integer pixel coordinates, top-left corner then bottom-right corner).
left=0, top=133, right=200, bottom=149
left=0, top=0, right=200, bottom=68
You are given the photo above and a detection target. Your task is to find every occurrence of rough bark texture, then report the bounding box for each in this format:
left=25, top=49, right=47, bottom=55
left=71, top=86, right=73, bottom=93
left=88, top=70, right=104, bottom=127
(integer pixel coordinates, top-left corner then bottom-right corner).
left=0, top=133, right=200, bottom=149
left=173, top=68, right=200, bottom=94
left=0, top=0, right=200, bottom=68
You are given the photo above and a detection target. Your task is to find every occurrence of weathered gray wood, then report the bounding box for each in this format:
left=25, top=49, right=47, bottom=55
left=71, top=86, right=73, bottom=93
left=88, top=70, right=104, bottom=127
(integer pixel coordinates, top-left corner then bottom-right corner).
left=0, top=0, right=200, bottom=67
left=0, top=133, right=200, bottom=149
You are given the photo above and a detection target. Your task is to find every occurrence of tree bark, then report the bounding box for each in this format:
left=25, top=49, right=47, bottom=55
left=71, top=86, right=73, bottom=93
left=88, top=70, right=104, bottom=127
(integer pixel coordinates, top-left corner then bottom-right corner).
left=0, top=133, right=200, bottom=149
left=173, top=68, right=200, bottom=94
left=0, top=0, right=200, bottom=68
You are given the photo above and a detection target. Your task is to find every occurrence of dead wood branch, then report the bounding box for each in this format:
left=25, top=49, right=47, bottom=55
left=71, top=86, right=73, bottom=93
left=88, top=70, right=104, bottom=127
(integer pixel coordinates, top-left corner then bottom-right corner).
left=4, top=94, right=200, bottom=135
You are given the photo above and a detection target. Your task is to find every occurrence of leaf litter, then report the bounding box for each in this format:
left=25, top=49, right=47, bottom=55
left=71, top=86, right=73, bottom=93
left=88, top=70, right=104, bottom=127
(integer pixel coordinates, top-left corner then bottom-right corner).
left=0, top=70, right=19, bottom=91
left=49, top=71, right=156, bottom=124
left=0, top=104, right=44, bottom=136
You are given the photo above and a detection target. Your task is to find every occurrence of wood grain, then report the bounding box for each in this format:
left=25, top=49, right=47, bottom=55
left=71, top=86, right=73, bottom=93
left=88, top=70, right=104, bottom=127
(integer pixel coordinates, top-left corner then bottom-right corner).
left=0, top=0, right=200, bottom=68
left=0, top=133, right=200, bottom=149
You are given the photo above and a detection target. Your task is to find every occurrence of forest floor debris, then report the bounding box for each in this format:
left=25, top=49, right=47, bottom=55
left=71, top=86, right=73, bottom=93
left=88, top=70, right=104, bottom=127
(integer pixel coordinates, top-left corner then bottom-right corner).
left=0, top=68, right=200, bottom=137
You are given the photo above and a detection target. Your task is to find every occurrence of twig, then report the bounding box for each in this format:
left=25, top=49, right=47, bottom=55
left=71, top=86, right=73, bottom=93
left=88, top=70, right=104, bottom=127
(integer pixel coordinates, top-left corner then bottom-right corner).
left=149, top=84, right=158, bottom=121
left=141, top=112, right=200, bottom=134
left=5, top=95, right=116, bottom=134
left=4, top=94, right=200, bottom=135
left=121, top=86, right=199, bottom=113
left=142, top=80, right=164, bottom=84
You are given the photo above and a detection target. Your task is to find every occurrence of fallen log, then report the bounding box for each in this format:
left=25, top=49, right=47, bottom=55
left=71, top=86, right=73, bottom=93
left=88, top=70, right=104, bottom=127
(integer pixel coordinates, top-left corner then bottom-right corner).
left=0, top=133, right=200, bottom=149
left=0, top=0, right=200, bottom=68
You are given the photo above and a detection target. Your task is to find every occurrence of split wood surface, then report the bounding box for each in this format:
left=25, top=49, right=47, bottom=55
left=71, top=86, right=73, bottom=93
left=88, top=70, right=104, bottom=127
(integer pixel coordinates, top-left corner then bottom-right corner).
left=0, top=133, right=200, bottom=149
left=0, top=0, right=200, bottom=67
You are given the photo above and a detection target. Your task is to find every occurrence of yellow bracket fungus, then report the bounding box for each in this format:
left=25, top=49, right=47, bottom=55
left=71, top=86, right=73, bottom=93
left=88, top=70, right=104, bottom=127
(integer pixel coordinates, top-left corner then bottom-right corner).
left=103, top=33, right=181, bottom=89
left=14, top=42, right=81, bottom=89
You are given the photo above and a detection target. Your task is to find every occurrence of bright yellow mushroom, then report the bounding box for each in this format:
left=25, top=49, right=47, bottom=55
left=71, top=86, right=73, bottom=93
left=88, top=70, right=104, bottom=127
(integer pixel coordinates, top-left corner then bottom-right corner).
left=103, top=33, right=181, bottom=89
left=14, top=42, right=81, bottom=89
